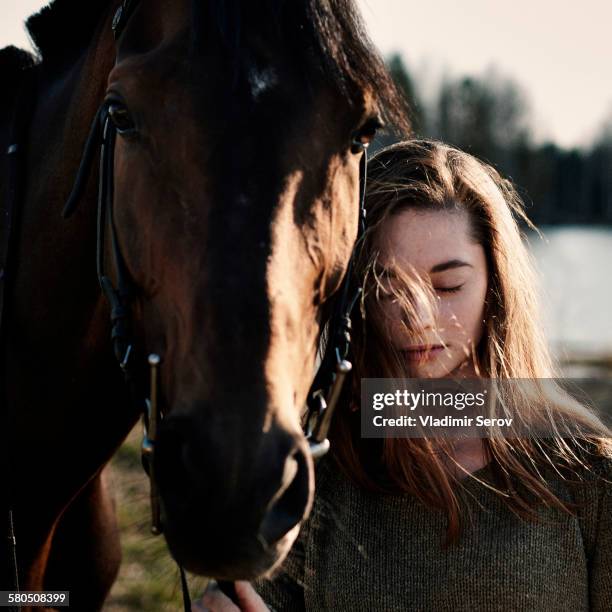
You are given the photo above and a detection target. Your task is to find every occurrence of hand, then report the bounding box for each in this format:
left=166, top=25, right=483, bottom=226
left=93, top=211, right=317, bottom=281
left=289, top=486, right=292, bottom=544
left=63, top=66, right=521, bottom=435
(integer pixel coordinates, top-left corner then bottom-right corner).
left=193, top=580, right=270, bottom=612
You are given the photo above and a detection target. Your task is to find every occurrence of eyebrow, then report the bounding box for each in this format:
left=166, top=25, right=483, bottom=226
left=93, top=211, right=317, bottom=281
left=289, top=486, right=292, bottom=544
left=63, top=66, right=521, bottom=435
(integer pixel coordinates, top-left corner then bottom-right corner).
left=375, top=259, right=472, bottom=278
left=429, top=259, right=473, bottom=273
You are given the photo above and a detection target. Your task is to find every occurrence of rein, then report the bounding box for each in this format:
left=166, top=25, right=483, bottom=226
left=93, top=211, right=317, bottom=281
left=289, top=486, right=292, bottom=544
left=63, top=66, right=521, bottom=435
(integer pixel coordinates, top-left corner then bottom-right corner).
left=1, top=1, right=369, bottom=608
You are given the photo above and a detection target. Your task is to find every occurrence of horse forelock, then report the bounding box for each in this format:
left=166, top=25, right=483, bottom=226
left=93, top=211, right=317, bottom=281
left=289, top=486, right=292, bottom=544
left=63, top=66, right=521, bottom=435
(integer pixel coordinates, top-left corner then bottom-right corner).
left=190, top=0, right=410, bottom=132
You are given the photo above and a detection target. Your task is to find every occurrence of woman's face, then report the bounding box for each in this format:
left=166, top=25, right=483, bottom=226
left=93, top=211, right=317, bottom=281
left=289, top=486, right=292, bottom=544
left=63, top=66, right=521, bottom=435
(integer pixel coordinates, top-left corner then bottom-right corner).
left=376, top=207, right=488, bottom=378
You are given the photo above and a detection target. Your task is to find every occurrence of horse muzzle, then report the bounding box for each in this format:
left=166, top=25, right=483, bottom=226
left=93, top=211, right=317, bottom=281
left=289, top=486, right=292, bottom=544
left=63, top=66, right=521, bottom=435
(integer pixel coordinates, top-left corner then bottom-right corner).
left=152, top=410, right=314, bottom=578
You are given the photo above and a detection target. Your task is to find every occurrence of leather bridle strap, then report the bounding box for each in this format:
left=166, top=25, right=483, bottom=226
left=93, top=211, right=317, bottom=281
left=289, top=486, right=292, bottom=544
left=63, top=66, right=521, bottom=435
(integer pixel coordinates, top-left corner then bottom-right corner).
left=97, top=110, right=137, bottom=373
left=63, top=97, right=370, bottom=450
left=64, top=103, right=137, bottom=378
left=112, top=0, right=142, bottom=41
left=304, top=142, right=368, bottom=459
left=64, top=96, right=191, bottom=608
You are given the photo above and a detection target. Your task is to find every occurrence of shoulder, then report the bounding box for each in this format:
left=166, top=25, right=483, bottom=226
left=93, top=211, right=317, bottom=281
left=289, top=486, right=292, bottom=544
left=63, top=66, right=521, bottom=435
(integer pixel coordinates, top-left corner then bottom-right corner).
left=555, top=439, right=612, bottom=558
left=566, top=438, right=612, bottom=485
left=312, top=453, right=377, bottom=504
left=310, top=454, right=348, bottom=517
left=577, top=442, right=612, bottom=502
left=573, top=447, right=612, bottom=519
left=531, top=436, right=612, bottom=483
left=309, top=454, right=375, bottom=530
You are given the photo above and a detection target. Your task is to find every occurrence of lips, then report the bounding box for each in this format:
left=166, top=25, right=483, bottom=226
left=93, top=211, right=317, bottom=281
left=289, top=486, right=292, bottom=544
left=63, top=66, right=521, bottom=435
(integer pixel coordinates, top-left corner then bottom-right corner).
left=401, top=345, right=446, bottom=362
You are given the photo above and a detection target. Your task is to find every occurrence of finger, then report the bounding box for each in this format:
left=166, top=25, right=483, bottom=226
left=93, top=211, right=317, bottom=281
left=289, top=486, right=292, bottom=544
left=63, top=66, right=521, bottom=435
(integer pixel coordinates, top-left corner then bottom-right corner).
left=234, top=581, right=269, bottom=612
left=217, top=580, right=240, bottom=604
left=196, top=581, right=241, bottom=612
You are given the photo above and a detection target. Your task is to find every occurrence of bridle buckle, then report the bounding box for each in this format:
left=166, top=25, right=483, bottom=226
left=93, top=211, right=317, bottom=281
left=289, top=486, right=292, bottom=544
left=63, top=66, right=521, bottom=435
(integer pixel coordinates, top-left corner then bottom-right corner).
left=140, top=354, right=163, bottom=535
left=119, top=343, right=133, bottom=372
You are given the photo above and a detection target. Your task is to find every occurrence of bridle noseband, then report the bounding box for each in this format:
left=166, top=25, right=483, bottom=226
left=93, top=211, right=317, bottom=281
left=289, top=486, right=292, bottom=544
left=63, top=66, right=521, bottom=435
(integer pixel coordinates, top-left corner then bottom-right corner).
left=303, top=147, right=367, bottom=460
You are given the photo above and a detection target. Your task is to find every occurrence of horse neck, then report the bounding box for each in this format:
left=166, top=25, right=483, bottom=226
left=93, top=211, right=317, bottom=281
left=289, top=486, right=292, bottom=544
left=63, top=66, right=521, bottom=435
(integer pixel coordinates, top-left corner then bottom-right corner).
left=0, top=9, right=139, bottom=579
left=18, top=18, right=117, bottom=382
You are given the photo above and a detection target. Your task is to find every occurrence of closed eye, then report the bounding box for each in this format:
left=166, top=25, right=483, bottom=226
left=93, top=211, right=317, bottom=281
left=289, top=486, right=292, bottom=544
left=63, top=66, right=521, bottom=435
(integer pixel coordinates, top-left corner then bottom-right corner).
left=436, top=284, right=464, bottom=294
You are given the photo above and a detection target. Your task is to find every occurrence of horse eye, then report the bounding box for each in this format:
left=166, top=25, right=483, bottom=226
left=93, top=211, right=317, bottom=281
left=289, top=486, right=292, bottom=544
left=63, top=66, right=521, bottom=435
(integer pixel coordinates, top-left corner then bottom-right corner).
left=351, top=116, right=384, bottom=152
left=108, top=102, right=136, bottom=135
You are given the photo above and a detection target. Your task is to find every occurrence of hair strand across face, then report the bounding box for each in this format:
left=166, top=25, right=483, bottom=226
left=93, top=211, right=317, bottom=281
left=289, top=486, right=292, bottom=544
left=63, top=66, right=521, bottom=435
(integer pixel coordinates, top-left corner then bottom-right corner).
left=329, top=139, right=612, bottom=544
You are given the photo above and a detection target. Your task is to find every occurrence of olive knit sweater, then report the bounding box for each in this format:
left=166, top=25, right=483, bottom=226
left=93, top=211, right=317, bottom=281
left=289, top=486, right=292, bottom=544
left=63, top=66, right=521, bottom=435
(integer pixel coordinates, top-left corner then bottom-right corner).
left=254, top=452, right=612, bottom=611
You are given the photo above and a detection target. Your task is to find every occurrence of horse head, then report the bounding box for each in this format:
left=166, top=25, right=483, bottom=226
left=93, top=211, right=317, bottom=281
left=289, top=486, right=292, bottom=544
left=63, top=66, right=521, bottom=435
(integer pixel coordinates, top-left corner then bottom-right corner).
left=60, top=0, right=408, bottom=579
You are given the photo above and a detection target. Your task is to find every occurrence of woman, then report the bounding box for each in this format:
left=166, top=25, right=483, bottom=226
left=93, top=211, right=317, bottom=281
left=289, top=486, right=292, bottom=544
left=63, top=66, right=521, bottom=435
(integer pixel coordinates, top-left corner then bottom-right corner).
left=196, top=140, right=612, bottom=611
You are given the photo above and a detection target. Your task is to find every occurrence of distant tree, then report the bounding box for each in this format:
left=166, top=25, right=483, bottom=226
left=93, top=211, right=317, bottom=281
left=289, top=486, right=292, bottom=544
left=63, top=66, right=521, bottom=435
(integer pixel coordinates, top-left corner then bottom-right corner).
left=596, top=108, right=612, bottom=145
left=382, top=54, right=611, bottom=225
left=432, top=70, right=531, bottom=165
left=437, top=76, right=495, bottom=159
left=386, top=53, right=426, bottom=135
left=586, top=109, right=612, bottom=222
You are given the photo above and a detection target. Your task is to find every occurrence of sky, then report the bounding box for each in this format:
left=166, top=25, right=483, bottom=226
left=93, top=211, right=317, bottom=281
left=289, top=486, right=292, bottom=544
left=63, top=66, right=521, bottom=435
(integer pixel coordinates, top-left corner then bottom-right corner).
left=2, top=0, right=611, bottom=148
left=356, top=0, right=612, bottom=148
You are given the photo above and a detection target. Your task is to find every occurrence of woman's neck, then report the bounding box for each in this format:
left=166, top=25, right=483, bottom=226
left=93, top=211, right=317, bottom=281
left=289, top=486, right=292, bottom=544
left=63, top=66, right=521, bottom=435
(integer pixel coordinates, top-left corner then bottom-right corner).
left=447, top=358, right=481, bottom=379
left=445, top=439, right=490, bottom=480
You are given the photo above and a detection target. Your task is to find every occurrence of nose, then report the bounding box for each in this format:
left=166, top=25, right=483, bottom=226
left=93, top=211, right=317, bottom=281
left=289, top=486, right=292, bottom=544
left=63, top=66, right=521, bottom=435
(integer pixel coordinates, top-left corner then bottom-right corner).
left=155, top=412, right=312, bottom=546
left=412, top=291, right=437, bottom=330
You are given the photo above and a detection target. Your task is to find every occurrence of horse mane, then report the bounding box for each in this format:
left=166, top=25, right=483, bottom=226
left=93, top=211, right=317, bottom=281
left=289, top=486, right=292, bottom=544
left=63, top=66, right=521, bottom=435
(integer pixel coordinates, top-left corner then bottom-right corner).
left=26, top=0, right=109, bottom=64
left=0, top=46, right=36, bottom=115
left=0, top=45, right=35, bottom=75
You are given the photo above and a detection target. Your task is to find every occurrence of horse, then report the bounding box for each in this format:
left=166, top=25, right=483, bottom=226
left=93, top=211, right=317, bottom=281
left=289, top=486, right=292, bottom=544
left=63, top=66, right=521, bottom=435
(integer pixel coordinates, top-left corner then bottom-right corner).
left=0, top=0, right=408, bottom=607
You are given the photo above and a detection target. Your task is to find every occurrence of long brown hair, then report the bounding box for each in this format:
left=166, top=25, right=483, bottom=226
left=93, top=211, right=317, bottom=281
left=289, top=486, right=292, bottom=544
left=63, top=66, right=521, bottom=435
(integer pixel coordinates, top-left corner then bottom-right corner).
left=329, top=139, right=612, bottom=543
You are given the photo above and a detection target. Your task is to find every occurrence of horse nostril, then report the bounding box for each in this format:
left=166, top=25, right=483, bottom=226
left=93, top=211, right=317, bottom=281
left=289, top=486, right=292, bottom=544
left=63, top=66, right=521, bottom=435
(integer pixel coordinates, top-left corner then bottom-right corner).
left=259, top=446, right=311, bottom=546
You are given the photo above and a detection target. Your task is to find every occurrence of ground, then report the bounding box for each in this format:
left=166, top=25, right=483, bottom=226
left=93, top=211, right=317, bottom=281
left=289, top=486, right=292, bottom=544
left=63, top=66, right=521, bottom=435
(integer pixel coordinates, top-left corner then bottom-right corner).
left=104, top=426, right=209, bottom=611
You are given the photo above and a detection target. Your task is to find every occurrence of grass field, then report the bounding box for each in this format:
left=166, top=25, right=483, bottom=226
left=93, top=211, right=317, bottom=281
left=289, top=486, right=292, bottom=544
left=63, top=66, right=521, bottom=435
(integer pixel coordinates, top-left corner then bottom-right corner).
left=104, top=426, right=209, bottom=611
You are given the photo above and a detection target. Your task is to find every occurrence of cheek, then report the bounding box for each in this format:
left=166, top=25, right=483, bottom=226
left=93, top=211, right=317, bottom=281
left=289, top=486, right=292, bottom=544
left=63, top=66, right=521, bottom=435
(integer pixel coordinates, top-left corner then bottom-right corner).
left=440, top=281, right=488, bottom=344
left=378, top=301, right=398, bottom=337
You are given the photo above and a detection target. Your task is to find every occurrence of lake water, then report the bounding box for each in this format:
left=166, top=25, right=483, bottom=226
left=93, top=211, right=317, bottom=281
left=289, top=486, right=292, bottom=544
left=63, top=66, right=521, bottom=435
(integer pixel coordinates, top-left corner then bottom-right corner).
left=526, top=226, right=612, bottom=359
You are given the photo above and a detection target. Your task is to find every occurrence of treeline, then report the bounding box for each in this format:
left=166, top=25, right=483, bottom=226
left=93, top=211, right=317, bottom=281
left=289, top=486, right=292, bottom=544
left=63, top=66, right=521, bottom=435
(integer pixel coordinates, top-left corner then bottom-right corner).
left=381, top=54, right=612, bottom=225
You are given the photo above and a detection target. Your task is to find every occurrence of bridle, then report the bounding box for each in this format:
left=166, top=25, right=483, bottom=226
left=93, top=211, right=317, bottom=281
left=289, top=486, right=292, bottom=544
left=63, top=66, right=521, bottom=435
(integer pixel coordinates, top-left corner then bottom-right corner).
left=67, top=0, right=369, bottom=507
left=61, top=97, right=368, bottom=467
left=2, top=0, right=368, bottom=607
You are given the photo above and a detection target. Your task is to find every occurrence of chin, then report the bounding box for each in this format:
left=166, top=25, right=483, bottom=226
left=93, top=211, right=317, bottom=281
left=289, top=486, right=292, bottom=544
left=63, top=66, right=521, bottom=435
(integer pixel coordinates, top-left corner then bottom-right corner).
left=417, top=359, right=461, bottom=379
